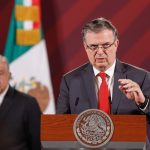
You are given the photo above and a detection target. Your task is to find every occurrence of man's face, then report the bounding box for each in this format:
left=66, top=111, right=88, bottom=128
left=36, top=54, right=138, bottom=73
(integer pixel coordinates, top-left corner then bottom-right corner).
left=83, top=29, right=119, bottom=71
left=0, top=61, right=10, bottom=93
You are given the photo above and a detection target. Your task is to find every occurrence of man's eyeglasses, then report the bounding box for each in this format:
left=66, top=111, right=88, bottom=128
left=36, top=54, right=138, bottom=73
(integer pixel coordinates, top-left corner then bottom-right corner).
left=86, top=40, right=116, bottom=52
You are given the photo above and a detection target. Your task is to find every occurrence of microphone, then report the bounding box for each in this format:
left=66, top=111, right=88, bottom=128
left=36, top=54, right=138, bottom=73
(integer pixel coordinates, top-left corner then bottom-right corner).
left=75, top=97, right=79, bottom=106
left=108, top=96, right=112, bottom=104
left=108, top=96, right=112, bottom=113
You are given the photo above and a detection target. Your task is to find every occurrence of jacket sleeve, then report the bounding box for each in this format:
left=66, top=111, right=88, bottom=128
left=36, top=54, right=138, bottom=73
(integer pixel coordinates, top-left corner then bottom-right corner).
left=56, top=76, right=71, bottom=114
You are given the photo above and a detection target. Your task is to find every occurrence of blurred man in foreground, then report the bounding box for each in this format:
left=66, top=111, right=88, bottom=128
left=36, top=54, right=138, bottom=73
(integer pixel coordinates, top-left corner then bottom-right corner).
left=0, top=55, right=41, bottom=150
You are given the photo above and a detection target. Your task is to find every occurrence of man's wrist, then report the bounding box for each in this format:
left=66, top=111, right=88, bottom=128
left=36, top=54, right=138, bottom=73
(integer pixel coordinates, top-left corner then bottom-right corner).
left=138, top=95, right=149, bottom=109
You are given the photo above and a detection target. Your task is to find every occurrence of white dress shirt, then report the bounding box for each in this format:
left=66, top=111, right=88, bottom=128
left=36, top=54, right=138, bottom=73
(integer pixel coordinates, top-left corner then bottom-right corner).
left=93, top=60, right=116, bottom=101
left=0, top=85, right=9, bottom=106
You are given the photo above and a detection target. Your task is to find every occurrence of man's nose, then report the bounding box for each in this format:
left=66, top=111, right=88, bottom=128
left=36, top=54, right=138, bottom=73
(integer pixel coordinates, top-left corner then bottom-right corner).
left=96, top=47, right=105, bottom=54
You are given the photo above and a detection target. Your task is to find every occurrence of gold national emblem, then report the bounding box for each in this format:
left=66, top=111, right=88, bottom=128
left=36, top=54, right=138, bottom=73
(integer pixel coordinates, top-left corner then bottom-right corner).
left=73, top=109, right=114, bottom=148
left=13, top=78, right=49, bottom=112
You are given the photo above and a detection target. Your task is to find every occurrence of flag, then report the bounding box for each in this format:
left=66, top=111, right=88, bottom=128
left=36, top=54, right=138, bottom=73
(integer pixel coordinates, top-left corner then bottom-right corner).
left=4, top=0, right=55, bottom=114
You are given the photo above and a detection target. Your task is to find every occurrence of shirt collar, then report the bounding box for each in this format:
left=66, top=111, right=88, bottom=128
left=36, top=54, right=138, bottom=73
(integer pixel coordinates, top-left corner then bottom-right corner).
left=0, top=85, right=9, bottom=106
left=93, top=60, right=116, bottom=78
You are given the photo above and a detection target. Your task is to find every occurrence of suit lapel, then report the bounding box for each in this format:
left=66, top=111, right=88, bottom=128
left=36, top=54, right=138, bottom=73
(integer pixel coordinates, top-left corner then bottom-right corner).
left=111, top=60, right=127, bottom=114
left=0, top=86, right=14, bottom=120
left=81, top=63, right=98, bottom=109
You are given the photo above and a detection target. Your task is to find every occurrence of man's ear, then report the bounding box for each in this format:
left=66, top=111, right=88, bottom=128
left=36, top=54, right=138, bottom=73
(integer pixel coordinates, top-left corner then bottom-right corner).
left=115, top=39, right=119, bottom=48
left=83, top=41, right=87, bottom=50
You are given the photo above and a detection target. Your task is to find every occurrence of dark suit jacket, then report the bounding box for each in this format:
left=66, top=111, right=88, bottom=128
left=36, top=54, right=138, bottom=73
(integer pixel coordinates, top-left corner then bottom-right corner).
left=56, top=59, right=150, bottom=114
left=0, top=86, right=41, bottom=150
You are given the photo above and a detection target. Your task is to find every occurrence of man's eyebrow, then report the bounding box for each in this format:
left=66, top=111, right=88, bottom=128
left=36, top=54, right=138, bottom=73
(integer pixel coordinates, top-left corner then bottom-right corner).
left=89, top=42, right=111, bottom=45
left=89, top=44, right=99, bottom=46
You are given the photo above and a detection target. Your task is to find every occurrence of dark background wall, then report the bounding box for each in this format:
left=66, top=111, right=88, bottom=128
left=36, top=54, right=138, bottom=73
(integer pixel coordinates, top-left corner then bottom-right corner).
left=0, top=0, right=150, bottom=100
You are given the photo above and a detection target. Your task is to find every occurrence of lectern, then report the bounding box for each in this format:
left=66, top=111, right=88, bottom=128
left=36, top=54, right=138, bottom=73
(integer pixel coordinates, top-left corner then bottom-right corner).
left=41, top=115, right=146, bottom=149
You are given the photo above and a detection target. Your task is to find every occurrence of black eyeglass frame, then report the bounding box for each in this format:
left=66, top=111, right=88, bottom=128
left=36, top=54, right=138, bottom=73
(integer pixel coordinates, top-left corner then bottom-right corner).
left=85, top=38, right=116, bottom=52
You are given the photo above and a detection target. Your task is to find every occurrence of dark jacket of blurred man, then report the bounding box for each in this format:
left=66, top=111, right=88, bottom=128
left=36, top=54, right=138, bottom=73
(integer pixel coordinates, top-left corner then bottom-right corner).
left=0, top=55, right=41, bottom=150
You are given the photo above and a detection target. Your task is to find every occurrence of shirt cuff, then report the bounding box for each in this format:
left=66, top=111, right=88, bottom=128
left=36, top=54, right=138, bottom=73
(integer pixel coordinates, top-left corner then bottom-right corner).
left=139, top=95, right=149, bottom=112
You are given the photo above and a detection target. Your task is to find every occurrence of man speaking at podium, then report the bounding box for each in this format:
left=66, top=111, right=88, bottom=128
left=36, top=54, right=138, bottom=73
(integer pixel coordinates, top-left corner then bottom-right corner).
left=56, top=17, right=150, bottom=115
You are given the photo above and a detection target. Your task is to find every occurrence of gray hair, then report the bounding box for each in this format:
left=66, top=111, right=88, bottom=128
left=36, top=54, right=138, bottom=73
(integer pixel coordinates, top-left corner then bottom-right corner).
left=0, top=55, right=9, bottom=71
left=82, top=17, right=118, bottom=41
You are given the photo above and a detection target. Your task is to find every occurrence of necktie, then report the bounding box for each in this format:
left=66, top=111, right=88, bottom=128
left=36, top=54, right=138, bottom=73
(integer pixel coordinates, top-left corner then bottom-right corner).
left=98, top=72, right=110, bottom=114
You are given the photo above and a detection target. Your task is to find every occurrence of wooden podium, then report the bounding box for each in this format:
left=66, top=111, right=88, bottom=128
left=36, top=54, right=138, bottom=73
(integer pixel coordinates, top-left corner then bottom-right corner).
left=41, top=115, right=146, bottom=149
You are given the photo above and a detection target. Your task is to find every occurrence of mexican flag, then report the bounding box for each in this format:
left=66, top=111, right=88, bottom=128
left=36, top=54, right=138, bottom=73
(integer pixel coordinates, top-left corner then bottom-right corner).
left=4, top=0, right=55, bottom=114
